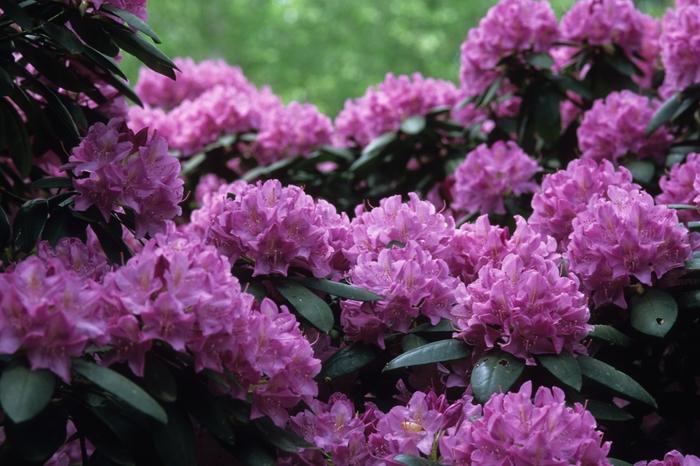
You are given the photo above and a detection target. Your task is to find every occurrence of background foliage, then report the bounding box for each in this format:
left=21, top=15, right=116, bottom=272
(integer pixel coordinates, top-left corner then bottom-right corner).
left=123, top=0, right=671, bottom=114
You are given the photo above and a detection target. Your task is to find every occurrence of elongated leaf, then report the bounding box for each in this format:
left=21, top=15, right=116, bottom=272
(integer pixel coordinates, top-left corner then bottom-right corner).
left=5, top=406, right=67, bottom=462
left=394, top=454, right=445, bottom=466
left=471, top=351, right=524, bottom=403
left=647, top=93, right=682, bottom=135
left=384, top=339, right=470, bottom=372
left=609, top=459, right=633, bottom=466
left=411, top=319, right=456, bottom=334
left=477, top=76, right=501, bottom=107
left=578, top=356, right=657, bottom=407
left=277, top=281, right=334, bottom=332
left=584, top=399, right=634, bottom=422
left=237, top=443, right=276, bottom=466
left=538, top=354, right=582, bottom=391
left=73, top=360, right=167, bottom=424
left=31, top=177, right=73, bottom=190
left=103, top=5, right=161, bottom=43
left=254, top=417, right=312, bottom=453
left=629, top=289, right=678, bottom=338
left=0, top=99, right=32, bottom=176
left=296, top=277, right=381, bottom=301
left=143, top=356, right=177, bottom=402
left=0, top=206, right=10, bottom=249
left=402, top=334, right=428, bottom=352
left=153, top=404, right=197, bottom=466
left=668, top=204, right=697, bottom=211
left=526, top=52, right=554, bottom=69
left=400, top=115, right=426, bottom=135
left=109, top=26, right=176, bottom=79
left=0, top=363, right=55, bottom=423
left=322, top=343, right=377, bottom=379
left=13, top=199, right=49, bottom=252
left=589, top=325, right=633, bottom=347
left=623, top=160, right=655, bottom=184
left=184, top=388, right=236, bottom=446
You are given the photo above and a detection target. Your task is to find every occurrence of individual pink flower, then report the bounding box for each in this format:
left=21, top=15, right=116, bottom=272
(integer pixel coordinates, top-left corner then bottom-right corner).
left=440, top=382, right=612, bottom=465
left=634, top=450, right=700, bottom=466
left=451, top=141, right=540, bottom=215
left=334, top=73, right=459, bottom=147
left=530, top=159, right=638, bottom=248
left=459, top=0, right=558, bottom=96
left=567, top=186, right=691, bottom=308
left=203, top=179, right=350, bottom=278
left=341, top=241, right=466, bottom=347
left=657, top=153, right=700, bottom=222
left=445, top=215, right=509, bottom=284
left=37, top=231, right=111, bottom=281
left=578, top=91, right=673, bottom=163
left=661, top=4, right=700, bottom=93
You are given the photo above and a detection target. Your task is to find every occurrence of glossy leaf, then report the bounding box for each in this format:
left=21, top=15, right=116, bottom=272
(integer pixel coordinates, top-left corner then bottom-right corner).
left=254, top=417, right=312, bottom=453
left=73, top=360, right=168, bottom=424
left=13, top=199, right=49, bottom=253
left=589, top=325, right=632, bottom=347
left=394, top=454, right=446, bottom=466
left=103, top=5, right=161, bottom=43
left=277, top=281, right=334, bottom=332
left=471, top=350, right=524, bottom=403
left=384, top=339, right=471, bottom=372
left=537, top=353, right=582, bottom=391
left=578, top=356, right=657, bottom=408
left=629, top=289, right=678, bottom=338
left=295, top=277, right=382, bottom=301
left=0, top=363, right=55, bottom=423
left=153, top=404, right=197, bottom=466
left=31, top=177, right=74, bottom=190
left=0, top=206, right=10, bottom=249
left=400, top=115, right=426, bottom=135
left=143, top=355, right=177, bottom=402
left=402, top=334, right=428, bottom=352
left=609, top=459, right=633, bottom=466
left=322, top=343, right=377, bottom=379
left=623, top=160, right=655, bottom=185
left=646, top=92, right=682, bottom=135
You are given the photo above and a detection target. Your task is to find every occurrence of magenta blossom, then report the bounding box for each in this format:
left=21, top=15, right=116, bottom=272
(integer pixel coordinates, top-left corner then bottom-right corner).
left=657, top=153, right=700, bottom=222
left=567, top=186, right=691, bottom=308
left=661, top=4, right=700, bottom=94
left=635, top=450, right=700, bottom=466
left=451, top=141, right=540, bottom=216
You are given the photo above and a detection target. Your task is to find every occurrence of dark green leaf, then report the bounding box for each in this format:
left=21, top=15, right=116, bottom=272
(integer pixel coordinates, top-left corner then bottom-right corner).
left=322, top=343, right=377, bottom=379
left=668, top=204, right=699, bottom=211
left=537, top=354, right=582, bottom=391
left=609, top=459, right=633, bottom=466
left=295, top=277, right=381, bottom=301
left=623, top=160, right=655, bottom=185
left=0, top=363, right=55, bottom=423
left=276, top=281, right=334, bottom=332
left=552, top=75, right=593, bottom=100
left=583, top=399, right=634, bottom=422
left=578, top=356, right=657, bottom=407
left=471, top=350, right=524, bottom=403
left=0, top=99, right=32, bottom=176
left=31, top=177, right=73, bottom=190
left=236, top=443, right=276, bottom=466
left=142, top=356, right=177, bottom=402
left=533, top=86, right=562, bottom=144
left=589, top=325, right=632, bottom=347
left=411, top=319, right=456, bottom=334
left=5, top=406, right=66, bottom=462
left=254, top=417, right=312, bottom=453
left=629, top=289, right=678, bottom=338
left=394, top=454, right=445, bottom=466
left=477, top=76, right=502, bottom=107
left=184, top=388, right=236, bottom=446
left=242, top=156, right=298, bottom=181
left=13, top=199, right=49, bottom=252
left=103, top=5, right=161, bottom=43
left=109, top=26, right=176, bottom=79
left=400, top=115, right=426, bottom=135
left=69, top=16, right=120, bottom=57
left=42, top=22, right=84, bottom=54
left=526, top=52, right=554, bottom=69
left=0, top=206, right=10, bottom=249
left=73, top=359, right=167, bottom=424
left=402, top=334, right=428, bottom=352
left=153, top=404, right=197, bottom=466
left=92, top=220, right=133, bottom=265
left=646, top=93, right=682, bottom=136
left=384, top=339, right=470, bottom=372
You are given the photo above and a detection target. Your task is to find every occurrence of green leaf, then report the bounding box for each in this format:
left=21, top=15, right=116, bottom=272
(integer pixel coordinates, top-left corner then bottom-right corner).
left=384, top=339, right=471, bottom=372
left=13, top=199, right=49, bottom=252
left=0, top=206, right=10, bottom=249
left=402, top=334, right=428, bottom=352
left=537, top=354, right=582, bottom=391
left=322, top=343, right=377, bottom=379
left=589, top=325, right=633, bottom=347
left=411, top=319, right=455, bottom=334
left=578, top=356, right=657, bottom=408
left=583, top=399, right=634, bottom=422
left=31, top=177, right=73, bottom=190
left=629, top=289, right=678, bottom=338
left=668, top=203, right=699, bottom=211
left=552, top=75, right=593, bottom=100
left=394, top=454, right=445, bottom=466
left=295, top=277, right=381, bottom=301
left=92, top=220, right=133, bottom=265
left=73, top=359, right=168, bottom=424
left=0, top=99, right=32, bottom=177
left=109, top=26, right=176, bottom=79
left=609, top=459, right=634, bottom=466
left=400, top=115, right=426, bottom=135
left=103, top=5, right=161, bottom=43
left=477, top=76, right=501, bottom=107
left=526, top=52, right=554, bottom=69
left=142, top=356, right=177, bottom=402
left=4, top=406, right=67, bottom=462
left=623, top=159, right=655, bottom=185
left=184, top=388, right=236, bottom=446
left=236, top=443, right=276, bottom=466
left=471, top=350, right=524, bottom=403
left=350, top=131, right=398, bottom=173
left=153, top=404, right=197, bottom=466
left=0, top=363, right=55, bottom=423
left=254, top=417, right=312, bottom=453
left=646, top=92, right=682, bottom=136
left=276, top=281, right=334, bottom=332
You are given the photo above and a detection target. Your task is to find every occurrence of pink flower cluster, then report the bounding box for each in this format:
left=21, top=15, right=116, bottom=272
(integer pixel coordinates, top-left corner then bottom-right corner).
left=661, top=4, right=700, bottom=93
left=334, top=73, right=459, bottom=147
left=200, top=179, right=350, bottom=278
left=101, top=228, right=320, bottom=425
left=657, top=153, right=700, bottom=222
left=577, top=91, right=673, bottom=163
left=568, top=186, right=691, bottom=308
left=440, top=382, right=611, bottom=465
left=129, top=58, right=332, bottom=162
left=446, top=215, right=509, bottom=284
left=68, top=119, right=183, bottom=238
left=459, top=0, right=558, bottom=96
left=451, top=141, right=540, bottom=215
left=635, top=451, right=700, bottom=466
left=530, top=159, right=638, bottom=248
left=37, top=233, right=111, bottom=280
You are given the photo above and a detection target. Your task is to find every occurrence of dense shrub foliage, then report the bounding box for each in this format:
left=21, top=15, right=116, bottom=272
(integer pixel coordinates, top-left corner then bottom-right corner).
left=2, top=0, right=700, bottom=465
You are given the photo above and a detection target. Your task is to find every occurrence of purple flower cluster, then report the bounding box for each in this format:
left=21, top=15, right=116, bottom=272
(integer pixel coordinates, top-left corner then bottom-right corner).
left=334, top=73, right=459, bottom=147
left=440, top=382, right=611, bottom=465
left=635, top=451, right=700, bottom=466
left=530, top=159, right=638, bottom=247
left=130, top=58, right=332, bottom=161
left=661, top=4, right=700, bottom=93
left=578, top=91, right=673, bottom=163
left=568, top=186, right=691, bottom=308
left=451, top=141, right=540, bottom=215
left=459, top=0, right=558, bottom=96
left=657, top=153, right=700, bottom=222
left=446, top=215, right=510, bottom=284
left=68, top=119, right=184, bottom=237
left=201, top=179, right=350, bottom=278
left=36, top=232, right=111, bottom=280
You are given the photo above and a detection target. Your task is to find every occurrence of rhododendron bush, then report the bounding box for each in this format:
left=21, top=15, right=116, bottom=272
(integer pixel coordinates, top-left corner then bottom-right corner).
left=3, top=0, right=700, bottom=465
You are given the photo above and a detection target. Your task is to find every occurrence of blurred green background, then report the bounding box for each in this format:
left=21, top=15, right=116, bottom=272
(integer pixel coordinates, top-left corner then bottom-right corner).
left=123, top=0, right=671, bottom=115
